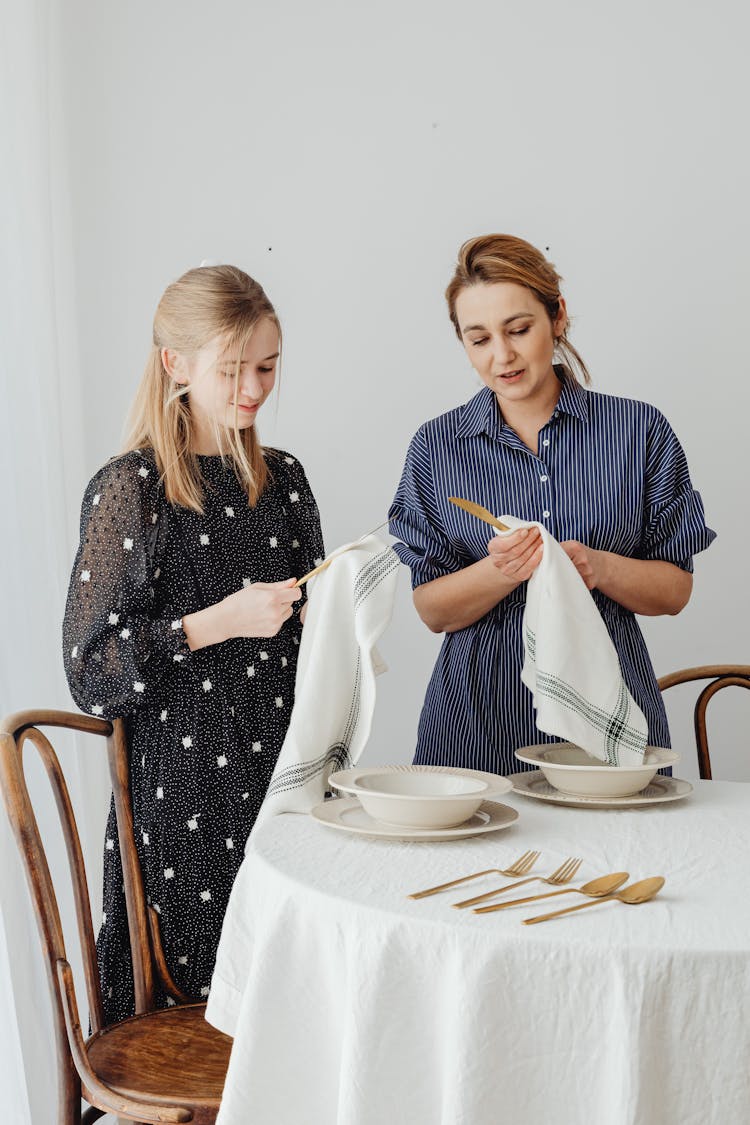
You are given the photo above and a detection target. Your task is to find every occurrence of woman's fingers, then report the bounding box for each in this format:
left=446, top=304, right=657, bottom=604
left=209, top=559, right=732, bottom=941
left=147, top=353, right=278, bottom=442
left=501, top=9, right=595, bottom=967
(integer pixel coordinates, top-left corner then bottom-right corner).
left=488, top=528, right=543, bottom=575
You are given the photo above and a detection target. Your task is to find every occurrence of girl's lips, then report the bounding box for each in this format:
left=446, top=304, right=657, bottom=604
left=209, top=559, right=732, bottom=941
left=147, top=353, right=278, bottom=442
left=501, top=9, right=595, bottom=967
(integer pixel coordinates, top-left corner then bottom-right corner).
left=232, top=403, right=260, bottom=413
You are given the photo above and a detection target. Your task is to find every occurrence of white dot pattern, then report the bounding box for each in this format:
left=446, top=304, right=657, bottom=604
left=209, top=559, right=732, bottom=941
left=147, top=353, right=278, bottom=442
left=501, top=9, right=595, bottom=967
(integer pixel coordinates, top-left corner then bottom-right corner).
left=62, top=447, right=323, bottom=1022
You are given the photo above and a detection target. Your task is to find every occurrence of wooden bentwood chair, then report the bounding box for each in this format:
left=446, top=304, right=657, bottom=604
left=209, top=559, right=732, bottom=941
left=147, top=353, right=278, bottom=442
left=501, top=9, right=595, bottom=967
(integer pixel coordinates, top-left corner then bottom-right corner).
left=657, top=665, right=750, bottom=780
left=0, top=709, right=232, bottom=1125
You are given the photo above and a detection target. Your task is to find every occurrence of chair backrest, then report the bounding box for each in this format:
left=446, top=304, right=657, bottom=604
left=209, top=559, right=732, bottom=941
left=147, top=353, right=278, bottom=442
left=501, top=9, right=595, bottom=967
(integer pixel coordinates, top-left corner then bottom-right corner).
left=657, top=665, right=750, bottom=779
left=0, top=709, right=162, bottom=1117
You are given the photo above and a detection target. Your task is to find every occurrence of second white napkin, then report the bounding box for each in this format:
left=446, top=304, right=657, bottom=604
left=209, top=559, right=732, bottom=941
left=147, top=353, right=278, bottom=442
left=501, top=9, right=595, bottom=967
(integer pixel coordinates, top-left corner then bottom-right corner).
left=497, top=517, right=648, bottom=765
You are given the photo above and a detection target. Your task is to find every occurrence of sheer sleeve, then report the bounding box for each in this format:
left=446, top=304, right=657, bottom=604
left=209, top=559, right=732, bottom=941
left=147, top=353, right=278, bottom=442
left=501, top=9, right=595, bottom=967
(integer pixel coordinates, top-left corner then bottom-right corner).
left=640, top=409, right=717, bottom=573
left=388, top=426, right=467, bottom=589
left=62, top=452, right=191, bottom=719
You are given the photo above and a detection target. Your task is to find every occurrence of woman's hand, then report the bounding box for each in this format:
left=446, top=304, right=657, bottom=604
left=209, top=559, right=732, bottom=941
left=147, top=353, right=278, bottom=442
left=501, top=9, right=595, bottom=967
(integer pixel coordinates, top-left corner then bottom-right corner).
left=560, top=542, right=692, bottom=614
left=486, top=527, right=544, bottom=582
left=560, top=540, right=603, bottom=590
left=223, top=578, right=302, bottom=638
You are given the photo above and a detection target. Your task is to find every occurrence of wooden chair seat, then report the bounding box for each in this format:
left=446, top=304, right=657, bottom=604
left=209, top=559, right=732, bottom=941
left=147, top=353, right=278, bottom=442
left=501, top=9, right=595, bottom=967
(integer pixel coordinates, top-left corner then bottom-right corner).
left=85, top=1004, right=231, bottom=1119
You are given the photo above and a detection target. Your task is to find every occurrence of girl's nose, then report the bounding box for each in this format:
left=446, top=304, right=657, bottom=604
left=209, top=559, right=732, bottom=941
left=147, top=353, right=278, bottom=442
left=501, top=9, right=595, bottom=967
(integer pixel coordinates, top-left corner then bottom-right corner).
left=238, top=370, right=263, bottom=400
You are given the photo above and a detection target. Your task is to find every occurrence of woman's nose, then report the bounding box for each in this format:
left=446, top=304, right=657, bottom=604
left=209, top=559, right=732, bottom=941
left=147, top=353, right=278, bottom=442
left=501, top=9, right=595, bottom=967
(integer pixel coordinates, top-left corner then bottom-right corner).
left=492, top=336, right=516, bottom=367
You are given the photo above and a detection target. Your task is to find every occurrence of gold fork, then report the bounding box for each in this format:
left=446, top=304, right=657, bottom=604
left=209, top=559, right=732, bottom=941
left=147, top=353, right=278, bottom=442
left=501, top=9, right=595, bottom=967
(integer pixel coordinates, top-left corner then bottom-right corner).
left=407, top=850, right=540, bottom=900
left=452, top=856, right=582, bottom=909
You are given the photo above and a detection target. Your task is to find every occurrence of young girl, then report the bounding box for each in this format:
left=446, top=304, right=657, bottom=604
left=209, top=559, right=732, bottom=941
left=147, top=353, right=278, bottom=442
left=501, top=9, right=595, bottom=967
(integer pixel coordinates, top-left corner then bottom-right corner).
left=63, top=265, right=323, bottom=1023
left=389, top=234, right=715, bottom=775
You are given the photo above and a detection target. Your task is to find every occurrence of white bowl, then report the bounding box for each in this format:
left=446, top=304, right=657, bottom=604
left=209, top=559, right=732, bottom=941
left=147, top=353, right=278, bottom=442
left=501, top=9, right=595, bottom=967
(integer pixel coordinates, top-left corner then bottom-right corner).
left=328, top=765, right=512, bottom=830
left=514, top=744, right=679, bottom=798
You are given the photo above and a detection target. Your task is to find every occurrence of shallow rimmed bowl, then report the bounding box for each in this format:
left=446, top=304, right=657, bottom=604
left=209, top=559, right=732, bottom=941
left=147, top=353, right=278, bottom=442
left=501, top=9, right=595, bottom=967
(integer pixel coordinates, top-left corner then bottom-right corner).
left=514, top=744, right=679, bottom=798
left=328, top=765, right=512, bottom=830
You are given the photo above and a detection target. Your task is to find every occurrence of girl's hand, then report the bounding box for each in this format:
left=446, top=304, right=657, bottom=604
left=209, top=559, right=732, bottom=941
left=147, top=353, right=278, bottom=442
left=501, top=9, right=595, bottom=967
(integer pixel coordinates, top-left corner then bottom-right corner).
left=560, top=540, right=602, bottom=590
left=486, top=527, right=543, bottom=582
left=223, top=578, right=301, bottom=638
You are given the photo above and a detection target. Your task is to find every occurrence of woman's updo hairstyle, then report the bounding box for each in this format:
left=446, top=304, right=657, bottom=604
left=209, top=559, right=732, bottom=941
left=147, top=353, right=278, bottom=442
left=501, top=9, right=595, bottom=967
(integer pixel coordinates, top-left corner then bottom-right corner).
left=445, top=234, right=591, bottom=385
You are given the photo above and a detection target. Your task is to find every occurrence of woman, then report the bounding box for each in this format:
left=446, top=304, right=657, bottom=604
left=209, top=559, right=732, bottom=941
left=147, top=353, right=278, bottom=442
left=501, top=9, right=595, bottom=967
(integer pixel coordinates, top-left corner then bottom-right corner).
left=388, top=234, right=715, bottom=774
left=63, top=264, right=323, bottom=1022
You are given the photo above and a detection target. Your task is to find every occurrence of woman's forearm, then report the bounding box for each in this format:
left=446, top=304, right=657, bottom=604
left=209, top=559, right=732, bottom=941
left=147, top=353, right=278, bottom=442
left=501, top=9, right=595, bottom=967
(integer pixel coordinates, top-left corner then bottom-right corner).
left=413, top=557, right=520, bottom=633
left=596, top=554, right=693, bottom=616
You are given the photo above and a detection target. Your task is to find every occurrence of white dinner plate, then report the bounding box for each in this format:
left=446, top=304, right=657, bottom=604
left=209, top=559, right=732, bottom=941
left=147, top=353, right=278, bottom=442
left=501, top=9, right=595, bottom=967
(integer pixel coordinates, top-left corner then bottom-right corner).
left=310, top=797, right=518, bottom=841
left=508, top=770, right=693, bottom=808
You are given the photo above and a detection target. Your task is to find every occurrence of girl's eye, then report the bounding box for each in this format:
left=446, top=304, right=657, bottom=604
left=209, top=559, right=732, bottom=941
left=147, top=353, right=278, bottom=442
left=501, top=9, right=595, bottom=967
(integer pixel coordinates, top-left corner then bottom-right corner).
left=258, top=366, right=274, bottom=374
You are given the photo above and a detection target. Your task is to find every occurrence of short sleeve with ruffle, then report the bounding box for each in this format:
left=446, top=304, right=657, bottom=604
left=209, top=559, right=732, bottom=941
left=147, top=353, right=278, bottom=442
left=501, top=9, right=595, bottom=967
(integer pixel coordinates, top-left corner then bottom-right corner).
left=388, top=425, right=468, bottom=589
left=640, top=409, right=716, bottom=572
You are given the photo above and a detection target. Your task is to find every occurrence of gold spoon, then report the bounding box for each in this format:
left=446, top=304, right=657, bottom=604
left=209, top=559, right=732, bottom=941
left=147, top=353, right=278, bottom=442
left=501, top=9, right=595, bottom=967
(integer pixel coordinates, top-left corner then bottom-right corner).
left=523, top=876, right=666, bottom=925
left=473, top=872, right=630, bottom=914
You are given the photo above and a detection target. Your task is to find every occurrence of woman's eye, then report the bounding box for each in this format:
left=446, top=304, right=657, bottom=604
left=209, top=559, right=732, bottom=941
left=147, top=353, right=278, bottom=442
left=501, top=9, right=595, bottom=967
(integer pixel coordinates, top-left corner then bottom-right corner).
left=470, top=338, right=488, bottom=347
left=510, top=326, right=530, bottom=336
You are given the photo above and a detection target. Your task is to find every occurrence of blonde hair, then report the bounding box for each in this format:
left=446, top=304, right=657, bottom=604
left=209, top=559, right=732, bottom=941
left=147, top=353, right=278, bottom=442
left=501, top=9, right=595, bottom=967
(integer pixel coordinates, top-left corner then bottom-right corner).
left=123, top=264, right=280, bottom=511
left=445, top=234, right=591, bottom=385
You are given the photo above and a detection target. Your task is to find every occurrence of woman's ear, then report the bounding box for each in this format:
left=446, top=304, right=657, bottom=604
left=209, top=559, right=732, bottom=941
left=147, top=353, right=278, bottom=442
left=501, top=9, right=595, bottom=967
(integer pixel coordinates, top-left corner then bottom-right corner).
left=553, top=297, right=568, bottom=339
left=161, top=347, right=189, bottom=385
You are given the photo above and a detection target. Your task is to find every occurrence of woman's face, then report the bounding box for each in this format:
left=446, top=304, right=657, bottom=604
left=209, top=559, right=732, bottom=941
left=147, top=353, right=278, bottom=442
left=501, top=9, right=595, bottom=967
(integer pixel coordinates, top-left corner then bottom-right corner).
left=454, top=282, right=566, bottom=410
left=169, top=318, right=280, bottom=453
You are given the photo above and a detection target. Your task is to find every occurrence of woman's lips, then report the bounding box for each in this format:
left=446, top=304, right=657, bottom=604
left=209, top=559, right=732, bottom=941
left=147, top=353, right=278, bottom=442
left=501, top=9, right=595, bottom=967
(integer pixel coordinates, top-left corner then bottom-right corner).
left=498, top=369, right=524, bottom=381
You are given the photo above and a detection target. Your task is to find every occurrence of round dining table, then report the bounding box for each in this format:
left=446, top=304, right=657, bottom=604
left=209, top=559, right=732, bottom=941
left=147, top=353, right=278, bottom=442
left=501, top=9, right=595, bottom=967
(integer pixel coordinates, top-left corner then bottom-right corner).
left=206, top=778, right=750, bottom=1125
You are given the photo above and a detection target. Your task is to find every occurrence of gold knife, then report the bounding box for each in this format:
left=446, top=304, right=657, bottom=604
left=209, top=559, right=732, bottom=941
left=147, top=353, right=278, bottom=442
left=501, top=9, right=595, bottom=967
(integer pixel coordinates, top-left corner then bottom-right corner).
left=448, top=496, right=510, bottom=533
left=294, top=520, right=391, bottom=587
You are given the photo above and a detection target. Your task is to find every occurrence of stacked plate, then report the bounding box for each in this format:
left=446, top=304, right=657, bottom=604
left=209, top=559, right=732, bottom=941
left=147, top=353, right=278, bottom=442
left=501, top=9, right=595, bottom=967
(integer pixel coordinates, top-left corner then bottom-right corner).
left=313, top=765, right=516, bottom=840
left=510, top=743, right=690, bottom=808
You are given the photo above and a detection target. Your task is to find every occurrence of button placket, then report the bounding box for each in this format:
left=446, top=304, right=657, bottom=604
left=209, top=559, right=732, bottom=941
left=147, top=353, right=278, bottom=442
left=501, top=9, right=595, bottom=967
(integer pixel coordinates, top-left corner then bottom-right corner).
left=538, top=457, right=552, bottom=522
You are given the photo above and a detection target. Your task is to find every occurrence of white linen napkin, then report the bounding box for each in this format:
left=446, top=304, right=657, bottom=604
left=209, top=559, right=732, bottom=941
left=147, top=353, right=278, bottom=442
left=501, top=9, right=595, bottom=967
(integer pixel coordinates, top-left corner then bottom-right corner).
left=253, top=535, right=400, bottom=832
left=497, top=517, right=648, bottom=765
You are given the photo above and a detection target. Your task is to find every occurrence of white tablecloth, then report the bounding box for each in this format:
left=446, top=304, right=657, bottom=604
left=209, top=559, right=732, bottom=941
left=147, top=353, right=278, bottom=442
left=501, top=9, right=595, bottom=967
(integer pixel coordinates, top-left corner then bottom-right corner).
left=206, top=781, right=750, bottom=1125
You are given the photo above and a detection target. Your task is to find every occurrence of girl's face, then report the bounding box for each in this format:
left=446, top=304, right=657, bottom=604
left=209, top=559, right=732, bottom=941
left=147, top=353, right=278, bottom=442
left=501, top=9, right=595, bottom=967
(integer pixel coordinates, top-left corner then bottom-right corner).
left=167, top=318, right=280, bottom=453
left=455, top=282, right=566, bottom=411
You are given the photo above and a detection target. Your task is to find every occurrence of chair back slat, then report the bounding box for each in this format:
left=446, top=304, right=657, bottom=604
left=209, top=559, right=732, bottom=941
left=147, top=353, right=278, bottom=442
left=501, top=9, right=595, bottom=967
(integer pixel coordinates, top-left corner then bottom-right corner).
left=658, top=665, right=750, bottom=779
left=107, top=718, right=155, bottom=1011
left=18, top=726, right=106, bottom=1032
left=0, top=721, right=97, bottom=1121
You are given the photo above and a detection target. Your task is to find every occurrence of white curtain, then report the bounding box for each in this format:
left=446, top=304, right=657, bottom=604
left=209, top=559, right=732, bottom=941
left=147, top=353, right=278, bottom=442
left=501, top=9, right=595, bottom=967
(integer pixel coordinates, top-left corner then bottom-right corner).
left=0, top=0, right=111, bottom=1120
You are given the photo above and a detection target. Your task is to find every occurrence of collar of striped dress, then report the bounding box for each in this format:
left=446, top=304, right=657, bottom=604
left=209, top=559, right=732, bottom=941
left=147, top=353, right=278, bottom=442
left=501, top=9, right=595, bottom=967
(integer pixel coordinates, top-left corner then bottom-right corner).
left=455, top=367, right=589, bottom=441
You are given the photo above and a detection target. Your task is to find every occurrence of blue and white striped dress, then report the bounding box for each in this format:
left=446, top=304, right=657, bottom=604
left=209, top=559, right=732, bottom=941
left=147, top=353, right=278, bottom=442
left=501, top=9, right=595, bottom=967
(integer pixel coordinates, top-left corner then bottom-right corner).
left=388, top=371, right=716, bottom=775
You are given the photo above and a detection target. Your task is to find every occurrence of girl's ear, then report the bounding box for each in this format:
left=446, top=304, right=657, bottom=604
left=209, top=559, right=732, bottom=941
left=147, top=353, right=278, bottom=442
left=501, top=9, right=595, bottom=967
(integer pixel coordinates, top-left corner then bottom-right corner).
left=161, top=347, right=189, bottom=385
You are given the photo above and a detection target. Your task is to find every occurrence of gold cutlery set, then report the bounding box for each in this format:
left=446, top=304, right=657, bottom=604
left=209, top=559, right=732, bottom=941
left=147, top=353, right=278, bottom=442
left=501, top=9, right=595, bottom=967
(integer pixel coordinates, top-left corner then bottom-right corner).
left=408, top=851, right=665, bottom=924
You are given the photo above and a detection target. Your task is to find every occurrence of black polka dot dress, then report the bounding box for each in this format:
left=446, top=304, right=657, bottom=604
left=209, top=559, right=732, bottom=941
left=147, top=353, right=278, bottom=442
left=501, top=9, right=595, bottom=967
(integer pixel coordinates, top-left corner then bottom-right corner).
left=62, top=447, right=324, bottom=1023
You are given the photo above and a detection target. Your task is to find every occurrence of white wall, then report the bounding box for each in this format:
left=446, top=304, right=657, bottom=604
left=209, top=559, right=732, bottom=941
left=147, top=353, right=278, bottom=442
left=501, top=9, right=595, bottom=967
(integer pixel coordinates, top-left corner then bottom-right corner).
left=58, top=0, right=749, bottom=775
